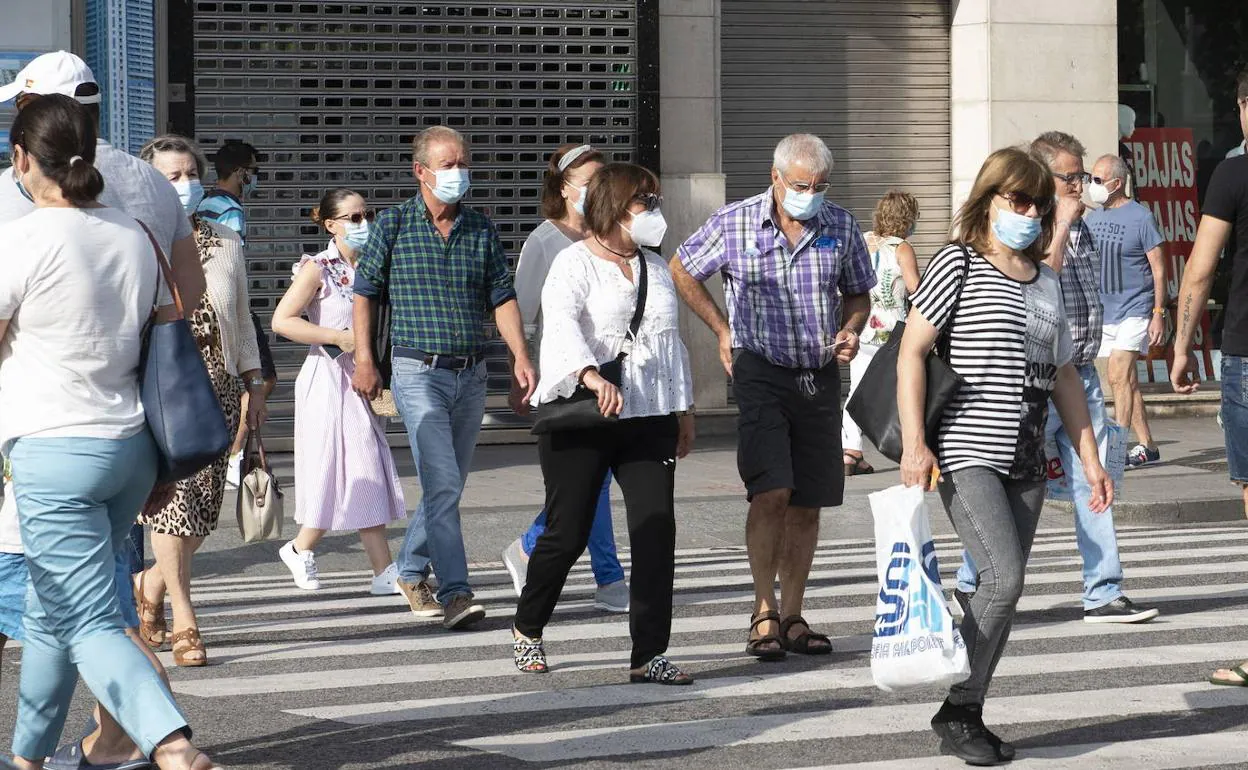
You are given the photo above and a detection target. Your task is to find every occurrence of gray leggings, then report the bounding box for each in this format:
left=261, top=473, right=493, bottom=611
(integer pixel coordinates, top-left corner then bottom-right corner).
left=938, top=465, right=1046, bottom=706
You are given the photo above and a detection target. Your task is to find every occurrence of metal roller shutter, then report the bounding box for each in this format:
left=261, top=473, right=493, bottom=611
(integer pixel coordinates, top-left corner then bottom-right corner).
left=191, top=1, right=641, bottom=446
left=720, top=0, right=951, bottom=264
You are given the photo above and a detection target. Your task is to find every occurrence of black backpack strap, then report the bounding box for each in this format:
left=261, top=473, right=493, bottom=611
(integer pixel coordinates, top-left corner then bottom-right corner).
left=936, top=244, right=973, bottom=359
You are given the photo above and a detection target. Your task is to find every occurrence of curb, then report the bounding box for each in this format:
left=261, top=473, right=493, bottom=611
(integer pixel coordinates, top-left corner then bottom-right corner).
left=1047, top=498, right=1245, bottom=524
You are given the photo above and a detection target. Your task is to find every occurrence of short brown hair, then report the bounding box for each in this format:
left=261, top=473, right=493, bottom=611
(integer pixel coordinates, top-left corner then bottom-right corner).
left=1237, top=65, right=1248, bottom=102
left=872, top=191, right=919, bottom=238
left=951, top=146, right=1056, bottom=262
left=583, top=162, right=660, bottom=238
left=540, top=144, right=605, bottom=220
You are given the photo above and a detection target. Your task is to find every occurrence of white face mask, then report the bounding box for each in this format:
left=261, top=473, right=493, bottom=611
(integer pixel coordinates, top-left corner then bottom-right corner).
left=570, top=184, right=588, bottom=217
left=1089, top=180, right=1115, bottom=205
left=622, top=208, right=668, bottom=248
left=173, top=179, right=205, bottom=215
left=426, top=167, right=470, bottom=204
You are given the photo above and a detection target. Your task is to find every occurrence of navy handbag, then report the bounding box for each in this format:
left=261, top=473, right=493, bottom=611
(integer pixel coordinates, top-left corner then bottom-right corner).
left=137, top=223, right=232, bottom=483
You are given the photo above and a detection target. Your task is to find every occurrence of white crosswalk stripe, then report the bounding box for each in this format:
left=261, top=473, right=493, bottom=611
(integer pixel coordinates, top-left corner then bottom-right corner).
left=168, top=521, right=1248, bottom=767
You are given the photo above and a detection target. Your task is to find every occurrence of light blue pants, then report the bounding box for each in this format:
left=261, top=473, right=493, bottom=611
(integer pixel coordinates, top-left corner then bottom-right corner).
left=10, top=432, right=187, bottom=760
left=957, top=364, right=1125, bottom=610
left=521, top=472, right=625, bottom=587
left=391, top=357, right=487, bottom=605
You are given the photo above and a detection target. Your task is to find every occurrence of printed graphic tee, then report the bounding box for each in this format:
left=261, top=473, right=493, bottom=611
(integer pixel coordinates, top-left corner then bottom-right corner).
left=1084, top=200, right=1165, bottom=324
left=910, top=244, right=1075, bottom=480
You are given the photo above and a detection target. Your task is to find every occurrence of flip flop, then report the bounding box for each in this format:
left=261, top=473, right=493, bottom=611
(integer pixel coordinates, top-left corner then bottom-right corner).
left=1209, top=664, right=1248, bottom=687
left=45, top=740, right=152, bottom=770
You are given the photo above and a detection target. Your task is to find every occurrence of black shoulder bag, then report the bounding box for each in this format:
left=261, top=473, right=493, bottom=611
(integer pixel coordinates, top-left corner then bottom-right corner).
left=844, top=244, right=972, bottom=463
left=530, top=253, right=648, bottom=435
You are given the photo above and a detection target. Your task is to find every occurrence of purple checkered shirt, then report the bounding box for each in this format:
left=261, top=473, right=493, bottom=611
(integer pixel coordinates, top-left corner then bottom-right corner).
left=677, top=188, right=877, bottom=370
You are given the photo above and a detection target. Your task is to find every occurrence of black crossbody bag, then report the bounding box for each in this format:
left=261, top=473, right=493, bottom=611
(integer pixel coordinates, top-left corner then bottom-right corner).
left=530, top=253, right=648, bottom=435
left=845, top=244, right=971, bottom=463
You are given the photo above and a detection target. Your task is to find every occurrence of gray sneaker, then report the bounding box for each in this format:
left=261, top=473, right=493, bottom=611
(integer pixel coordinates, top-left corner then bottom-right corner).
left=443, top=593, right=486, bottom=630
left=594, top=579, right=629, bottom=613
left=397, top=577, right=443, bottom=618
left=502, top=537, right=529, bottom=597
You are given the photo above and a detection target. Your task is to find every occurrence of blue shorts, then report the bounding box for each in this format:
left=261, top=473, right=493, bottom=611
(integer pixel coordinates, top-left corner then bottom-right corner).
left=1223, top=355, right=1248, bottom=484
left=0, top=543, right=140, bottom=642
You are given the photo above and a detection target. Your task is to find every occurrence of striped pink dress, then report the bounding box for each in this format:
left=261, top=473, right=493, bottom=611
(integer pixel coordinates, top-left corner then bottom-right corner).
left=292, top=243, right=406, bottom=531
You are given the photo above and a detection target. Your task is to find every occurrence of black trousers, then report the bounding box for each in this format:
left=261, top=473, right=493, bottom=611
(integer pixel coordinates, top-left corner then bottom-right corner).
left=514, top=414, right=679, bottom=668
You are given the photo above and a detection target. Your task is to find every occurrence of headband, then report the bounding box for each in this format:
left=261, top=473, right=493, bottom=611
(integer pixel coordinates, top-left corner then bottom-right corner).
left=557, top=144, right=593, bottom=172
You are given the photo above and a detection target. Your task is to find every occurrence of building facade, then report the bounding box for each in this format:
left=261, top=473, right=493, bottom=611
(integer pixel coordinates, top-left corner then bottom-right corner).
left=85, top=0, right=158, bottom=155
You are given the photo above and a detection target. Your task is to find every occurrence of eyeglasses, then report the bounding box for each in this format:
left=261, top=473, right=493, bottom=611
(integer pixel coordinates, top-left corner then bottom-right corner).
left=780, top=171, right=831, bottom=194
left=1053, top=171, right=1091, bottom=186
left=998, top=191, right=1054, bottom=216
left=633, top=193, right=663, bottom=211
left=332, top=210, right=376, bottom=224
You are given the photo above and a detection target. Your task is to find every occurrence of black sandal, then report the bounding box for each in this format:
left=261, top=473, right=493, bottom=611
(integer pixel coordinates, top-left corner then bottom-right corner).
left=746, top=610, right=787, bottom=661
left=630, top=655, right=694, bottom=685
left=843, top=452, right=875, bottom=476
left=513, top=634, right=548, bottom=673
left=780, top=615, right=833, bottom=655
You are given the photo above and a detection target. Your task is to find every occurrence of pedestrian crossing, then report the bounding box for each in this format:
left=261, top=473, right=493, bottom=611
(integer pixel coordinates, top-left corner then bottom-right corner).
left=168, top=522, right=1248, bottom=768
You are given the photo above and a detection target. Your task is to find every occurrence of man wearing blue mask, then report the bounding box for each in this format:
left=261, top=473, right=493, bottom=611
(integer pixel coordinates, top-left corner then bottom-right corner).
left=351, top=125, right=536, bottom=632
left=671, top=133, right=875, bottom=661
left=954, top=131, right=1159, bottom=625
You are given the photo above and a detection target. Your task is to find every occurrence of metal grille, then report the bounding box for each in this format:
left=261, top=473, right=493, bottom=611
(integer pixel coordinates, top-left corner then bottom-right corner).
left=191, top=1, right=639, bottom=441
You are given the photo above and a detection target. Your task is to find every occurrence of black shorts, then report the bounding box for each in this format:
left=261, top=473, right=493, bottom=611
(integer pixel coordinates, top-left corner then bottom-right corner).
left=732, top=349, right=844, bottom=509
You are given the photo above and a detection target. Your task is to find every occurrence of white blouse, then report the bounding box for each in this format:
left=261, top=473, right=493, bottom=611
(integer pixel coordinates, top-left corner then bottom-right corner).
left=531, top=242, right=694, bottom=420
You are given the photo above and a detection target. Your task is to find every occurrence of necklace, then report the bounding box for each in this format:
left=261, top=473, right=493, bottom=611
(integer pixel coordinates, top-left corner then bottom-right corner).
left=593, top=237, right=637, bottom=263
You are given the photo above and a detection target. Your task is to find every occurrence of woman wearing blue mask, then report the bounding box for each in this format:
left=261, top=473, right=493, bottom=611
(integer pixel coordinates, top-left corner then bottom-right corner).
left=133, top=134, right=267, bottom=668
left=271, top=188, right=406, bottom=595
left=897, top=147, right=1112, bottom=766
left=501, top=144, right=633, bottom=613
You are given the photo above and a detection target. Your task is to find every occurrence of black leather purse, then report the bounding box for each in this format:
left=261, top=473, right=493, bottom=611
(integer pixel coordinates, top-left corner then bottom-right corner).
left=530, top=252, right=648, bottom=435
left=844, top=244, right=971, bottom=463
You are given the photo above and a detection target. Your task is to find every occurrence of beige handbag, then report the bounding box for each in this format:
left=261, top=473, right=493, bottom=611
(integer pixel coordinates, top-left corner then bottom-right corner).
left=370, top=389, right=399, bottom=418
left=236, top=430, right=284, bottom=543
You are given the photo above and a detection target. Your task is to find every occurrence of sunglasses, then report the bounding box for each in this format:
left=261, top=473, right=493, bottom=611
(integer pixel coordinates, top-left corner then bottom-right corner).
left=999, top=191, right=1054, bottom=216
left=332, top=210, right=376, bottom=224
left=633, top=193, right=663, bottom=212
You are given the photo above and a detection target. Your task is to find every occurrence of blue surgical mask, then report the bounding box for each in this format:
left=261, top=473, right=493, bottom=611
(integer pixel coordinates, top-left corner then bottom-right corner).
left=780, top=184, right=824, bottom=221
left=571, top=184, right=588, bottom=217
left=174, top=179, right=205, bottom=215
left=242, top=172, right=258, bottom=197
left=342, top=220, right=370, bottom=250
left=991, top=207, right=1043, bottom=250
left=427, top=168, right=470, bottom=204
left=14, top=171, right=33, bottom=203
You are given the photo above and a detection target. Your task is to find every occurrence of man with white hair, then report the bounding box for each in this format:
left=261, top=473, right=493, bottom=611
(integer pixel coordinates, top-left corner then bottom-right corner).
left=671, top=133, right=874, bottom=660
left=1086, top=153, right=1167, bottom=467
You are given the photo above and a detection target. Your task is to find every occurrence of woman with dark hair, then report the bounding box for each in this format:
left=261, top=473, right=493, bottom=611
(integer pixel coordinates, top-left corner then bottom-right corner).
left=500, top=144, right=631, bottom=613
left=271, top=189, right=405, bottom=593
left=0, top=95, right=219, bottom=770
left=898, top=146, right=1112, bottom=765
left=132, top=133, right=267, bottom=668
left=511, top=162, right=696, bottom=684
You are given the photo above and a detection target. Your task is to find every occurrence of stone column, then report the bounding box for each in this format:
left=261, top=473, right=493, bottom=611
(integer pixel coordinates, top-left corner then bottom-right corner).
left=951, top=1, right=1119, bottom=209
left=659, top=0, right=729, bottom=410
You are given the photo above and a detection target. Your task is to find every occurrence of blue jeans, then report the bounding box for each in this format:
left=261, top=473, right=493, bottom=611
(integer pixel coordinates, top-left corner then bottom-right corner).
left=10, top=432, right=187, bottom=760
left=957, top=364, right=1124, bottom=610
left=392, top=357, right=487, bottom=605
left=1222, top=355, right=1248, bottom=483
left=521, top=472, right=625, bottom=587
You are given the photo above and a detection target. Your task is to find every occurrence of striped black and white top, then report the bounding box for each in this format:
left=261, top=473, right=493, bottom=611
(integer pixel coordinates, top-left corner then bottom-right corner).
left=910, top=244, right=1074, bottom=480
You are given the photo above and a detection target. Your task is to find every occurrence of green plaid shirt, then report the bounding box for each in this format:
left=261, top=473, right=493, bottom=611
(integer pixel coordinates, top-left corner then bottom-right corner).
left=353, top=195, right=516, bottom=356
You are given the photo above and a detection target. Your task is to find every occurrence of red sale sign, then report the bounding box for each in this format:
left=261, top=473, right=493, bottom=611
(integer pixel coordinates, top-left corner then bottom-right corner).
left=1122, top=128, right=1215, bottom=380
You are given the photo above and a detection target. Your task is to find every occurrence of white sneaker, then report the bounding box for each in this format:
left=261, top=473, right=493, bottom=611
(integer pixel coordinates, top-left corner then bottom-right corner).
left=502, top=537, right=529, bottom=597
left=225, top=451, right=242, bottom=488
left=279, top=540, right=321, bottom=590
left=370, top=562, right=402, bottom=596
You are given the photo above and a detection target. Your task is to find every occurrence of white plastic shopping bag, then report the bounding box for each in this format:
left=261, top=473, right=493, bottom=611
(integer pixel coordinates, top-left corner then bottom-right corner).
left=869, top=484, right=970, bottom=692
left=1045, top=419, right=1126, bottom=502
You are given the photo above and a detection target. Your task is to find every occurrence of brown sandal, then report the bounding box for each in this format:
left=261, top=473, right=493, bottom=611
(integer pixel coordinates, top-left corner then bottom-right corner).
left=169, top=627, right=208, bottom=667
left=133, top=570, right=167, bottom=650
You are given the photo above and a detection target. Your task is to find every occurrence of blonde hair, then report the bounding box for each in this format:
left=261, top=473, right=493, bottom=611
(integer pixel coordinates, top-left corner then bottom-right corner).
left=872, top=191, right=919, bottom=238
left=951, top=147, right=1056, bottom=261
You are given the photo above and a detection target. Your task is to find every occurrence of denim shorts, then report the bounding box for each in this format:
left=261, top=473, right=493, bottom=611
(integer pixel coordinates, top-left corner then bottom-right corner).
left=0, top=544, right=140, bottom=641
left=1222, top=355, right=1248, bottom=483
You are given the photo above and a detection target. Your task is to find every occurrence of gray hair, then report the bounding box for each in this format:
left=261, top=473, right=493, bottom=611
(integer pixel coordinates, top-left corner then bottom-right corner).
left=773, top=133, right=834, bottom=176
left=139, top=134, right=208, bottom=178
left=1030, top=131, right=1087, bottom=168
left=1095, top=153, right=1130, bottom=184
left=412, top=126, right=467, bottom=167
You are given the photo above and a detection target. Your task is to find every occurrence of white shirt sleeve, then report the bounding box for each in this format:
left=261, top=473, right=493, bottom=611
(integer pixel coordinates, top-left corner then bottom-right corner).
left=0, top=223, right=33, bottom=320
left=533, top=250, right=599, bottom=404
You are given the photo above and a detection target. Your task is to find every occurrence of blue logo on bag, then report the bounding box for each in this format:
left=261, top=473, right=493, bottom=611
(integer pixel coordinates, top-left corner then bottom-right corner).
left=874, top=540, right=945, bottom=638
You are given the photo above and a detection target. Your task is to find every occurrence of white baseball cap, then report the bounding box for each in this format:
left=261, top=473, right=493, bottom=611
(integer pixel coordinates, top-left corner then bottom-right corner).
left=0, top=51, right=100, bottom=105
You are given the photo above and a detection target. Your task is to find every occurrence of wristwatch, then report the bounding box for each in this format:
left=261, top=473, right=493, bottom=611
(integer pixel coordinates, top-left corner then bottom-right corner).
left=677, top=404, right=697, bottom=417
left=246, top=376, right=268, bottom=390
left=1152, top=307, right=1167, bottom=318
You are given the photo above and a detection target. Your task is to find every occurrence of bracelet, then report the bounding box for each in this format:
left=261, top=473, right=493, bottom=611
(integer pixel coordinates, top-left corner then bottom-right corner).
left=577, top=366, right=597, bottom=385
left=677, top=405, right=696, bottom=417
left=1152, top=307, right=1167, bottom=316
